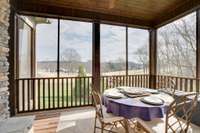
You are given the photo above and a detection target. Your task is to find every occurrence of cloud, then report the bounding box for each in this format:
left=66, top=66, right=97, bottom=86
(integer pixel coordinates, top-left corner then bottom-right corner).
left=36, top=19, right=149, bottom=62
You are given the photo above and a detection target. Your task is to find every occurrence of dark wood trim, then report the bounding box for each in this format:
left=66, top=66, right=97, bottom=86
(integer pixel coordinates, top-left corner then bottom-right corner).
left=92, top=22, right=101, bottom=92
left=154, top=0, right=200, bottom=28
left=57, top=19, right=60, bottom=107
left=17, top=2, right=152, bottom=29
left=8, top=6, right=17, bottom=116
left=57, top=19, right=60, bottom=78
left=15, top=16, right=19, bottom=79
left=149, top=29, right=157, bottom=89
left=196, top=9, right=200, bottom=92
left=31, top=28, right=36, bottom=77
left=126, top=27, right=128, bottom=76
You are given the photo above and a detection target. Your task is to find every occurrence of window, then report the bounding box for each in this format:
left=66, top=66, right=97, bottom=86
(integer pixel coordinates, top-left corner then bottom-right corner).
left=101, top=24, right=126, bottom=76
left=36, top=18, right=58, bottom=77
left=157, top=12, right=196, bottom=77
left=18, top=18, right=32, bottom=78
left=60, top=20, right=92, bottom=77
left=128, top=28, right=149, bottom=75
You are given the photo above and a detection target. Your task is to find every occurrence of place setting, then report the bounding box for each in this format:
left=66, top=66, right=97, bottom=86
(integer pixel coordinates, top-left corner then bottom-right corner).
left=104, top=88, right=125, bottom=99
left=140, top=96, right=164, bottom=106
left=117, top=87, right=160, bottom=98
left=103, top=87, right=169, bottom=107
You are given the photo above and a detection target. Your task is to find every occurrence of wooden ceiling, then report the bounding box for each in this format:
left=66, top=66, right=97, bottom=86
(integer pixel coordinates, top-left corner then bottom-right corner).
left=17, top=0, right=200, bottom=29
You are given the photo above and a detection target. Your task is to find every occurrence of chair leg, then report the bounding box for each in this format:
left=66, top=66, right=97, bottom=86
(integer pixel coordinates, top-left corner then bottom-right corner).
left=94, top=115, right=97, bottom=133
left=101, top=124, right=104, bottom=133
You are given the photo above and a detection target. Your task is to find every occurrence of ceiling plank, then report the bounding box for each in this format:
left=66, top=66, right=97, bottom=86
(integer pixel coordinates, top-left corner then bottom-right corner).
left=16, top=0, right=200, bottom=29
left=154, top=0, right=200, bottom=28
left=16, top=1, right=153, bottom=29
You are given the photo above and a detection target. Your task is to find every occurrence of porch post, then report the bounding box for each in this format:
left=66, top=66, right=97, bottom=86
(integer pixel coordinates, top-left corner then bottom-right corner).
left=92, top=22, right=101, bottom=93
left=196, top=10, right=200, bottom=92
left=149, top=29, right=157, bottom=89
left=8, top=1, right=17, bottom=116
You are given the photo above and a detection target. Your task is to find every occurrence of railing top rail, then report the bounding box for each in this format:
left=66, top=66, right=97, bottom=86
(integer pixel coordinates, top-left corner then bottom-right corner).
left=157, top=75, right=198, bottom=80
left=15, top=74, right=199, bottom=80
left=101, top=74, right=149, bottom=78
left=16, top=76, right=92, bottom=80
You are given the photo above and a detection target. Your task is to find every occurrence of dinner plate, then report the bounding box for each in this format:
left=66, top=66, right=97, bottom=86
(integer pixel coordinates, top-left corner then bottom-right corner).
left=125, top=93, right=150, bottom=98
left=140, top=96, right=164, bottom=105
left=105, top=92, right=123, bottom=99
left=122, top=89, right=143, bottom=95
left=144, top=89, right=159, bottom=94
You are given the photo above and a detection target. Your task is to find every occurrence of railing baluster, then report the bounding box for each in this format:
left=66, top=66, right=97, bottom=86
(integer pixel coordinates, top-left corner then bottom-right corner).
left=106, top=77, right=108, bottom=89
left=137, top=75, right=139, bottom=87
left=71, top=78, right=73, bottom=107
left=62, top=78, right=64, bottom=108
left=83, top=77, right=86, bottom=105
left=102, top=77, right=105, bottom=92
left=22, top=80, right=25, bottom=112
left=27, top=79, right=30, bottom=111
left=79, top=77, right=82, bottom=106
left=32, top=79, right=35, bottom=111
left=57, top=78, right=60, bottom=108
left=53, top=79, right=55, bottom=108
left=43, top=79, right=45, bottom=109
left=134, top=75, right=137, bottom=87
left=88, top=77, right=90, bottom=105
left=190, top=79, right=193, bottom=92
left=184, top=78, right=188, bottom=92
left=48, top=79, right=50, bottom=109
left=16, top=79, right=19, bottom=113
left=113, top=76, right=115, bottom=87
left=75, top=77, right=77, bottom=106
left=38, top=79, right=40, bottom=110
left=66, top=78, right=68, bottom=107
left=180, top=78, right=183, bottom=91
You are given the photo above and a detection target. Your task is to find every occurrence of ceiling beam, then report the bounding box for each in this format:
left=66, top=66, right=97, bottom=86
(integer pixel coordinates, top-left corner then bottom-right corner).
left=16, top=1, right=153, bottom=29
left=154, top=0, right=200, bottom=28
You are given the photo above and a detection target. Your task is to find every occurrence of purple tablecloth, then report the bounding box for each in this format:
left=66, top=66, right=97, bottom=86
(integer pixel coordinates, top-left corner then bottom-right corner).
left=103, top=96, right=168, bottom=121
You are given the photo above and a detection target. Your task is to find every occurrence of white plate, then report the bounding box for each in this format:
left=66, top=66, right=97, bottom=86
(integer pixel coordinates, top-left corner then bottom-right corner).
left=123, top=88, right=143, bottom=95
left=105, top=92, right=123, bottom=99
left=140, top=96, right=164, bottom=105
left=144, top=89, right=159, bottom=94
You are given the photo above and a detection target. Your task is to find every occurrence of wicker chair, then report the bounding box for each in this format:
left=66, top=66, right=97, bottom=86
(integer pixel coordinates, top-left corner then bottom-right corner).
left=91, top=90, right=126, bottom=133
left=133, top=93, right=198, bottom=133
left=158, top=77, right=176, bottom=97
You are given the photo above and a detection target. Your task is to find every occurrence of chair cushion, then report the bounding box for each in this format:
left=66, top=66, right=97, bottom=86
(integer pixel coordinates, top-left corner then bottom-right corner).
left=136, top=116, right=199, bottom=133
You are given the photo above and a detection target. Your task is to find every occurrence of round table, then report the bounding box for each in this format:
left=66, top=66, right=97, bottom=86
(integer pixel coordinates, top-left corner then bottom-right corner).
left=103, top=87, right=174, bottom=121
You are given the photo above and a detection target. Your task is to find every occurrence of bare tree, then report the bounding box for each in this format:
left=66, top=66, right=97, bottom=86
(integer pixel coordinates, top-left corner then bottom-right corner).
left=134, top=44, right=148, bottom=73
left=158, top=13, right=196, bottom=77
left=61, top=48, right=81, bottom=74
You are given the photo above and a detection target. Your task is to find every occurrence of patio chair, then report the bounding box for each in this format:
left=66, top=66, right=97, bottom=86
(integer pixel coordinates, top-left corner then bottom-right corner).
left=132, top=93, right=198, bottom=133
left=158, top=77, right=176, bottom=97
left=91, top=90, right=126, bottom=133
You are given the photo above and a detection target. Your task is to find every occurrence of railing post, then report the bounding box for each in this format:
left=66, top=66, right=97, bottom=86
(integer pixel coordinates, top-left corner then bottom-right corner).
left=149, top=29, right=157, bottom=89
left=92, top=22, right=101, bottom=93
left=196, top=9, right=200, bottom=92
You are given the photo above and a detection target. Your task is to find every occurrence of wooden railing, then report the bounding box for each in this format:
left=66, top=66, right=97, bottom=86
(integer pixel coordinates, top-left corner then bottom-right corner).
left=16, top=74, right=199, bottom=113
left=156, top=75, right=200, bottom=92
left=16, top=76, right=92, bottom=113
left=100, top=74, right=150, bottom=93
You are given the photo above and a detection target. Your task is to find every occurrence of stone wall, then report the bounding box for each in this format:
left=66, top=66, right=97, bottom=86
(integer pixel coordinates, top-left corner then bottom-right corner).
left=0, top=0, right=10, bottom=120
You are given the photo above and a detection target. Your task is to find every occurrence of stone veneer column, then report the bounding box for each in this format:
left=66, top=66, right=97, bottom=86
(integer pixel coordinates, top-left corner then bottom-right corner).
left=0, top=0, right=10, bottom=120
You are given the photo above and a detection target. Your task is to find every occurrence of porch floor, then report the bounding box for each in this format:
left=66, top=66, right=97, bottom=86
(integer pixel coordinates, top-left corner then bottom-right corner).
left=16, top=106, right=200, bottom=133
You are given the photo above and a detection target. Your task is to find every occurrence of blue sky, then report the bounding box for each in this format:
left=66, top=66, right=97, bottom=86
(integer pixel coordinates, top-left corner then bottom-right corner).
left=36, top=19, right=149, bottom=63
